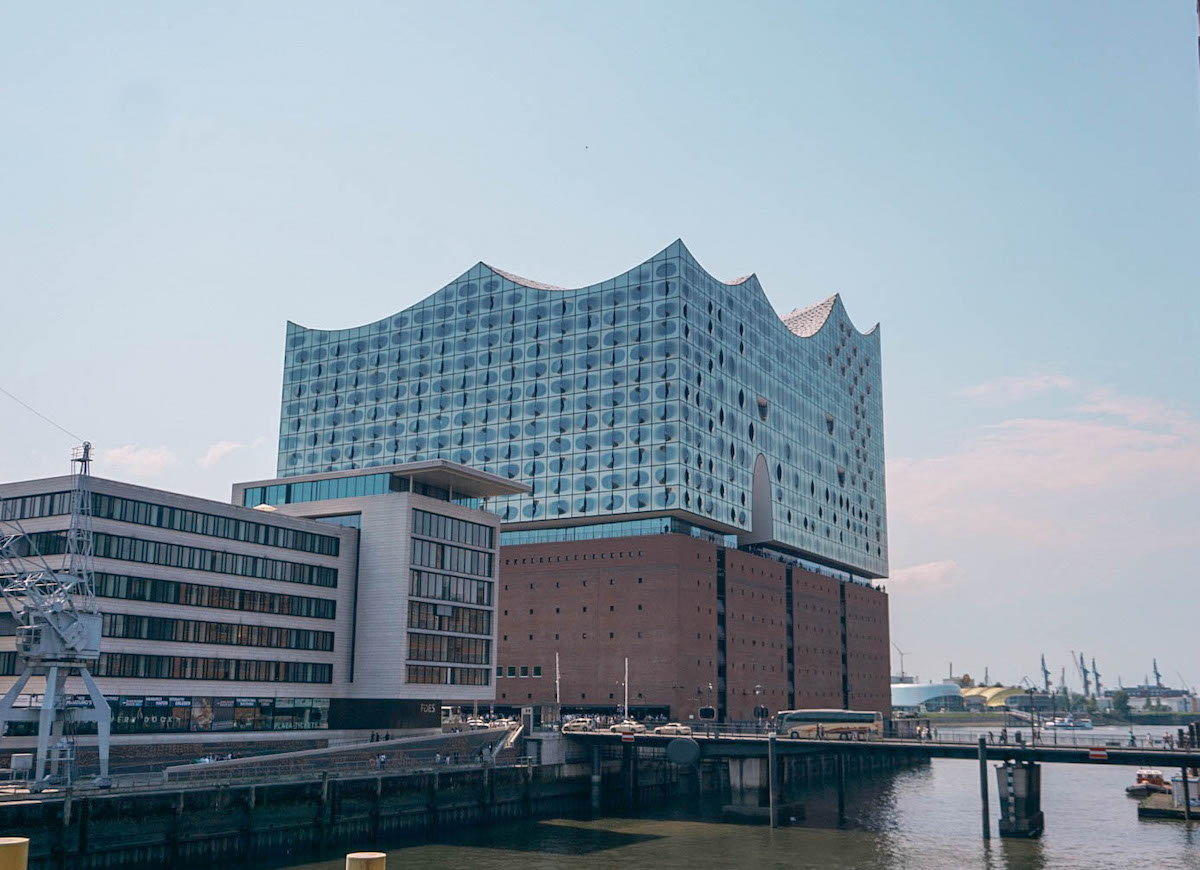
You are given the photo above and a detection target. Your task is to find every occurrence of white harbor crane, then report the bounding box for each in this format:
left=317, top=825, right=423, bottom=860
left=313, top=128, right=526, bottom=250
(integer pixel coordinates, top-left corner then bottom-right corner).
left=0, top=444, right=110, bottom=787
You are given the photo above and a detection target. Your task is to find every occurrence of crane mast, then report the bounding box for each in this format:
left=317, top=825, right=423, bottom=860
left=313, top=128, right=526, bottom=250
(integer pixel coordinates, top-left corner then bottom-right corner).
left=0, top=444, right=111, bottom=787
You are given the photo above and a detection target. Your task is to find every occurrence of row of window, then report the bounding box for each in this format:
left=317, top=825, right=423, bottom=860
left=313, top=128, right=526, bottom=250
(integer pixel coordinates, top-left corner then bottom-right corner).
left=245, top=473, right=475, bottom=507
left=406, top=665, right=491, bottom=685
left=244, top=473, right=398, bottom=507
left=0, top=652, right=332, bottom=683
left=27, top=531, right=338, bottom=589
left=409, top=569, right=493, bottom=607
left=497, top=665, right=543, bottom=678
left=90, top=492, right=340, bottom=556
left=411, top=539, right=492, bottom=579
left=95, top=572, right=336, bottom=620
left=101, top=613, right=335, bottom=652
left=0, top=696, right=331, bottom=736
left=499, top=516, right=733, bottom=546
left=412, top=508, right=493, bottom=549
left=109, top=696, right=330, bottom=733
left=407, top=601, right=491, bottom=636
left=0, top=491, right=340, bottom=556
left=406, top=631, right=490, bottom=665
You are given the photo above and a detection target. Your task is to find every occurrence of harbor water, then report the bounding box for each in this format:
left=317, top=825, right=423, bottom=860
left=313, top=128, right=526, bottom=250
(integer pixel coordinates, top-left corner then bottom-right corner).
left=286, top=726, right=1200, bottom=870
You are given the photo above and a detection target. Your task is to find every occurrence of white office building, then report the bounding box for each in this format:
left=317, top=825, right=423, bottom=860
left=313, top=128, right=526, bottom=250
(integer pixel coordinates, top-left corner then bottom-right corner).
left=0, top=460, right=523, bottom=744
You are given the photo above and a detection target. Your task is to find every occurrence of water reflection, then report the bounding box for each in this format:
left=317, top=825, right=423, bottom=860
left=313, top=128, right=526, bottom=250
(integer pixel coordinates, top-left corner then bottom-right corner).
left=288, top=736, right=1200, bottom=870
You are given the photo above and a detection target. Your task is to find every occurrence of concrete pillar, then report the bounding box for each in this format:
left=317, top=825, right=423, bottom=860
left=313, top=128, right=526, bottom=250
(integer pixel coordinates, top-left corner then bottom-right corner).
left=996, top=761, right=1044, bottom=838
left=590, top=746, right=602, bottom=813
left=727, top=757, right=768, bottom=806
left=836, top=754, right=846, bottom=826
left=622, top=744, right=637, bottom=810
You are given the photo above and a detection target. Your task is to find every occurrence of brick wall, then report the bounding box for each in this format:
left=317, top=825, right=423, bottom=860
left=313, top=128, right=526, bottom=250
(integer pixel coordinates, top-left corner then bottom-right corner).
left=496, top=534, right=890, bottom=721
left=722, top=549, right=788, bottom=720
left=845, top=580, right=892, bottom=715
left=496, top=535, right=718, bottom=717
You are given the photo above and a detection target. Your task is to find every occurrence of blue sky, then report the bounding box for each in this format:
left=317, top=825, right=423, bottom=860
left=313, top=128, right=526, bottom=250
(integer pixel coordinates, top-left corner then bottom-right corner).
left=2, top=2, right=1197, bottom=691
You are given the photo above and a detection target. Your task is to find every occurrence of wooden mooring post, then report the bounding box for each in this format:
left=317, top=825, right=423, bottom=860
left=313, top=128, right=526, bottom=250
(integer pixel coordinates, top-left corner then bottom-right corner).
left=978, top=737, right=990, bottom=839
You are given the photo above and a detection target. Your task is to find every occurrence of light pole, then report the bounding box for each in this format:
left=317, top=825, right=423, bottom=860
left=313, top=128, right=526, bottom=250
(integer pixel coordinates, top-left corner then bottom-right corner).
left=615, top=657, right=630, bottom=720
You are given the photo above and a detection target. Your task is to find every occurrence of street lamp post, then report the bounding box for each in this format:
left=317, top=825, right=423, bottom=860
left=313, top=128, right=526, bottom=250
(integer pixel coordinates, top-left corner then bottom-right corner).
left=615, top=657, right=630, bottom=720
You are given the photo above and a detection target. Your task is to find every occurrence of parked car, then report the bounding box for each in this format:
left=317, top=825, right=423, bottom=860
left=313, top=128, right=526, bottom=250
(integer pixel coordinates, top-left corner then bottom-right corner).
left=609, top=720, right=647, bottom=734
left=466, top=718, right=489, bottom=729
left=561, top=718, right=595, bottom=733
left=653, top=722, right=692, bottom=736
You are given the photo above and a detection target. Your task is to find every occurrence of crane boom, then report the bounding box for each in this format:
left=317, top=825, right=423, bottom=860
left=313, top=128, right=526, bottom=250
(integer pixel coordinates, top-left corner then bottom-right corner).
left=1071, top=650, right=1090, bottom=697
left=0, top=444, right=111, bottom=787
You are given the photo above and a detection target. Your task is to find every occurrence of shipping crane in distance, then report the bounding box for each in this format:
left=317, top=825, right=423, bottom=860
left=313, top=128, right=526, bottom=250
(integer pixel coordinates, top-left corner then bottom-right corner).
left=1041, top=654, right=1052, bottom=693
left=1092, top=658, right=1102, bottom=697
left=0, top=444, right=110, bottom=787
left=1072, top=651, right=1091, bottom=697
left=1153, top=659, right=1163, bottom=690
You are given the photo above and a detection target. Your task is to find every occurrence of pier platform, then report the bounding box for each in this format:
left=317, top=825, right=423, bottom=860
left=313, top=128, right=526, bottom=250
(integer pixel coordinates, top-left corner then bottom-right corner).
left=1137, top=793, right=1197, bottom=821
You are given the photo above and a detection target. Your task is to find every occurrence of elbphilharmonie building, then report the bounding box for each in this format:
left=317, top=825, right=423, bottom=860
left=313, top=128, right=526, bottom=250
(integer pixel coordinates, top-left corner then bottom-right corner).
left=275, top=240, right=887, bottom=579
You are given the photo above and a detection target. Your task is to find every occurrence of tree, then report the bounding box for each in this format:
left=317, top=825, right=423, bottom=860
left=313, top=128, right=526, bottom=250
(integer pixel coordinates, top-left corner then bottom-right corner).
left=959, top=673, right=974, bottom=688
left=1112, top=689, right=1130, bottom=716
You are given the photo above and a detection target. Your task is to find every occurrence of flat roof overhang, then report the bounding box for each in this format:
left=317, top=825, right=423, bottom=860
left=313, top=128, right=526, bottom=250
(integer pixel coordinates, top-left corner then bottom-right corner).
left=235, top=460, right=530, bottom=500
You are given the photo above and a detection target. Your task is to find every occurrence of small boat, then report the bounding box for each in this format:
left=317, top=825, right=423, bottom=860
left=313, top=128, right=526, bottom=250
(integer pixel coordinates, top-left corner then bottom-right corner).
left=1126, top=769, right=1171, bottom=797
left=1044, top=715, right=1093, bottom=730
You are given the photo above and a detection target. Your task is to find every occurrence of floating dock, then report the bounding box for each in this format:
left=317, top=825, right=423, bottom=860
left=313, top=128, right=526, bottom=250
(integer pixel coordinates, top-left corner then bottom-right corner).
left=1137, top=793, right=1197, bottom=821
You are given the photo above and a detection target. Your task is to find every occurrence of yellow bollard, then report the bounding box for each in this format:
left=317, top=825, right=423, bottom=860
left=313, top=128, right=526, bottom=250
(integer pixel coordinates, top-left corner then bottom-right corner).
left=346, top=852, right=386, bottom=870
left=0, top=838, right=28, bottom=870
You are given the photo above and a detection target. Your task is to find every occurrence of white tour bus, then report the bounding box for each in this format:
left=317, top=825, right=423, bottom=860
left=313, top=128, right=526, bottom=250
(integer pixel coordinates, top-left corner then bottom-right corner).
left=776, top=709, right=883, bottom=739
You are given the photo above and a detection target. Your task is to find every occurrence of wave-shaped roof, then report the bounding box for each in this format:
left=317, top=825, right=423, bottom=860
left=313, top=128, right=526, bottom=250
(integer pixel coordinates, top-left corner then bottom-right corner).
left=781, top=296, right=839, bottom=338
left=290, top=239, right=877, bottom=342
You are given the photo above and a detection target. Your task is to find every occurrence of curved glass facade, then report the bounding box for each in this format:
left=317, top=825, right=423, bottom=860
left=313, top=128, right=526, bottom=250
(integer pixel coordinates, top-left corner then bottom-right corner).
left=276, top=241, right=888, bottom=577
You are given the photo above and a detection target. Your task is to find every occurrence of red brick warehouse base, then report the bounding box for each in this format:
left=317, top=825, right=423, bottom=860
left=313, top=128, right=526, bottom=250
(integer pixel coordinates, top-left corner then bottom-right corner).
left=494, top=532, right=889, bottom=722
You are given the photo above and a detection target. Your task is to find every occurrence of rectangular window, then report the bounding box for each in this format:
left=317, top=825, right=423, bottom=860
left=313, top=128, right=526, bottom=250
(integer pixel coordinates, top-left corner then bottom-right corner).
left=406, top=601, right=491, bottom=636
left=26, top=531, right=337, bottom=588
left=0, top=489, right=342, bottom=557
left=101, top=612, right=334, bottom=652
left=405, top=632, right=490, bottom=665
left=93, top=653, right=331, bottom=684
left=93, top=571, right=335, bottom=619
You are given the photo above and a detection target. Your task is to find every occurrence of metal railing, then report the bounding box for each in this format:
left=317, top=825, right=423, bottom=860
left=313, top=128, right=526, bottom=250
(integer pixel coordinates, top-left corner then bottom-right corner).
left=575, top=721, right=1196, bottom=752
left=0, top=751, right=541, bottom=802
